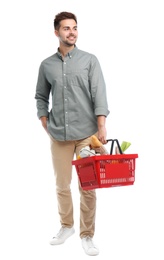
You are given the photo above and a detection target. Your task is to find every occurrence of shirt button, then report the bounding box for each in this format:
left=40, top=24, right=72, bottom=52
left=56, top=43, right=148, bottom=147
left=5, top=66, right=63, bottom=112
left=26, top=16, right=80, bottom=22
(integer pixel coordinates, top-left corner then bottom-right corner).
left=64, top=74, right=66, bottom=76
left=65, top=98, right=67, bottom=101
left=66, top=124, right=68, bottom=127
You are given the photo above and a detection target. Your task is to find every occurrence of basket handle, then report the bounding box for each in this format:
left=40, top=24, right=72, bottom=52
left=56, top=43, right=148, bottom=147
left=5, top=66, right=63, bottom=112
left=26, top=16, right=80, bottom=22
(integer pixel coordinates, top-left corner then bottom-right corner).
left=106, top=139, right=123, bottom=155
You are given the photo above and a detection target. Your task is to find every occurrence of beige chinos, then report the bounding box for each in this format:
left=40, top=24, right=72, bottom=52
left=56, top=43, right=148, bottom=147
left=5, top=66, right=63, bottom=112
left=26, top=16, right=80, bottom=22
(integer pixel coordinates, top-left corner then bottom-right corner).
left=50, top=135, right=96, bottom=238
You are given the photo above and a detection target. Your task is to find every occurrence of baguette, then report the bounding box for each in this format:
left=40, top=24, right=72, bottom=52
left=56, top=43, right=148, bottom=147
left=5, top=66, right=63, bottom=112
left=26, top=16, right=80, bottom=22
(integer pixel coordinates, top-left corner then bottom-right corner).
left=90, top=135, right=103, bottom=148
left=90, top=135, right=109, bottom=154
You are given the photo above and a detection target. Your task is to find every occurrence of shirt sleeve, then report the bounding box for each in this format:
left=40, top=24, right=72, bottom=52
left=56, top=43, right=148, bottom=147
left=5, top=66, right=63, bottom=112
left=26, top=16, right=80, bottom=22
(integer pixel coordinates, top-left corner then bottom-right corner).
left=35, top=62, right=51, bottom=119
left=89, top=55, right=109, bottom=117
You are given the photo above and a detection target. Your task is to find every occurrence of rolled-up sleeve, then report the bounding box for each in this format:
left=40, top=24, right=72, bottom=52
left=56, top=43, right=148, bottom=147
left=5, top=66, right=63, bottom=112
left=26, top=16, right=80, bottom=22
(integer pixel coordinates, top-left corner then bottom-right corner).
left=89, top=55, right=109, bottom=117
left=35, top=62, right=51, bottom=119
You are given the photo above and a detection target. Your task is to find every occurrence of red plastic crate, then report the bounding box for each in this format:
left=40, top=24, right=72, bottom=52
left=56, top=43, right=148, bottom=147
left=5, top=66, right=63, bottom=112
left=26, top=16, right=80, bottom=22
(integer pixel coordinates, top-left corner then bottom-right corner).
left=72, top=154, right=138, bottom=190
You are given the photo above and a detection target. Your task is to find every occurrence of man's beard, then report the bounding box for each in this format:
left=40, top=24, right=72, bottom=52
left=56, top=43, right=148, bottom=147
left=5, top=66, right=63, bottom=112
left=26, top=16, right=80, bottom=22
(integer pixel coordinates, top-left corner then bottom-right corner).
left=63, top=38, right=77, bottom=47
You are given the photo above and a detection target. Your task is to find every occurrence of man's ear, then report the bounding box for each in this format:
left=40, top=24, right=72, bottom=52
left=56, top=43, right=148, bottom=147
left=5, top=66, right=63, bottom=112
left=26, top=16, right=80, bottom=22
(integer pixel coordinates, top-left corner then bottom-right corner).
left=54, top=30, right=59, bottom=37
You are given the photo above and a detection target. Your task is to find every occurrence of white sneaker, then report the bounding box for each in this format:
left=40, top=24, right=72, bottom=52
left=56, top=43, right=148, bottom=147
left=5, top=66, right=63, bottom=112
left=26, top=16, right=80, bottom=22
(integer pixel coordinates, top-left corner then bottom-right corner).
left=50, top=226, right=75, bottom=245
left=81, top=236, right=99, bottom=256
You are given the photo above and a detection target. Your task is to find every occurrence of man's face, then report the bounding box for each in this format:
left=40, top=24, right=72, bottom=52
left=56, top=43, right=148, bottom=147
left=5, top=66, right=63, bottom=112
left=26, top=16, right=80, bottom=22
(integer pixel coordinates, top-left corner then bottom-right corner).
left=55, top=19, right=78, bottom=47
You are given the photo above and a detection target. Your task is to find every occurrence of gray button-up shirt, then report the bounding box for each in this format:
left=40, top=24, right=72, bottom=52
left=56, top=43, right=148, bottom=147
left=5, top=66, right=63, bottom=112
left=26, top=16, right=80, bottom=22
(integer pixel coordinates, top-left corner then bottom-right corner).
left=35, top=46, right=109, bottom=141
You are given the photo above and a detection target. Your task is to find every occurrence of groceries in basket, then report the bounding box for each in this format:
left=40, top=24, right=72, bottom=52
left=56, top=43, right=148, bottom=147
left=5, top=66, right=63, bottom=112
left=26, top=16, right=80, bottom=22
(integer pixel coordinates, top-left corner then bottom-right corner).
left=77, top=135, right=131, bottom=159
left=115, top=141, right=131, bottom=154
left=77, top=135, right=108, bottom=159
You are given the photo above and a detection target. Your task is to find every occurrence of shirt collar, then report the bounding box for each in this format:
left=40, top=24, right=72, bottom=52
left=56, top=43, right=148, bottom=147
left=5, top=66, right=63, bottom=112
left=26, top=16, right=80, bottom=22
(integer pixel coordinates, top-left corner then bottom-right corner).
left=57, top=45, right=78, bottom=59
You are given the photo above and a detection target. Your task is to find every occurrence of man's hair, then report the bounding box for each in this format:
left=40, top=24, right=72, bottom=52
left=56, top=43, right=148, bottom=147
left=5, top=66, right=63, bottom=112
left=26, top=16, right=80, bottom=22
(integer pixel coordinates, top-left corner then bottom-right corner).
left=54, top=11, right=77, bottom=30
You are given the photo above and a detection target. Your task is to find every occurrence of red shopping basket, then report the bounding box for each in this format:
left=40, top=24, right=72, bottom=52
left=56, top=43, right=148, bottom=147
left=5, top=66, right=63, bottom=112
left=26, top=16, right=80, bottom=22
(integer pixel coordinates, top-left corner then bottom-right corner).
left=72, top=139, right=138, bottom=190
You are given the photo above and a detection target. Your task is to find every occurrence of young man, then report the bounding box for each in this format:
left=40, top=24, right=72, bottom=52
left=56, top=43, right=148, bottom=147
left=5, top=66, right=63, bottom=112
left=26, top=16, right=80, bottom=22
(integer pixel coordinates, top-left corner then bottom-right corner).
left=35, top=11, right=109, bottom=256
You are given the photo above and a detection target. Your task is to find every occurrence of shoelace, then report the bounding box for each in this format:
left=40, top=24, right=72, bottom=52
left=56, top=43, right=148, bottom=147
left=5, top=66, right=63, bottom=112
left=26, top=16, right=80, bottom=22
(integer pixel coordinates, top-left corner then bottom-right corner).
left=53, top=227, right=66, bottom=238
left=84, top=236, right=96, bottom=249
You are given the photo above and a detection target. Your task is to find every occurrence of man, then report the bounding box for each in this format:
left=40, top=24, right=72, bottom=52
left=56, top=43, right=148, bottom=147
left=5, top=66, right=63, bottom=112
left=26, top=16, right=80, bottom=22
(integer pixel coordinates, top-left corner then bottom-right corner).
left=35, top=11, right=109, bottom=256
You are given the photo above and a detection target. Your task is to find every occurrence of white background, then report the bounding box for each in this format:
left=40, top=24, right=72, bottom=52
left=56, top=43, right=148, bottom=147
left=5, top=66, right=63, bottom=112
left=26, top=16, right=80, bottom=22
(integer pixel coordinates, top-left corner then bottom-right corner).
left=0, top=0, right=164, bottom=259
